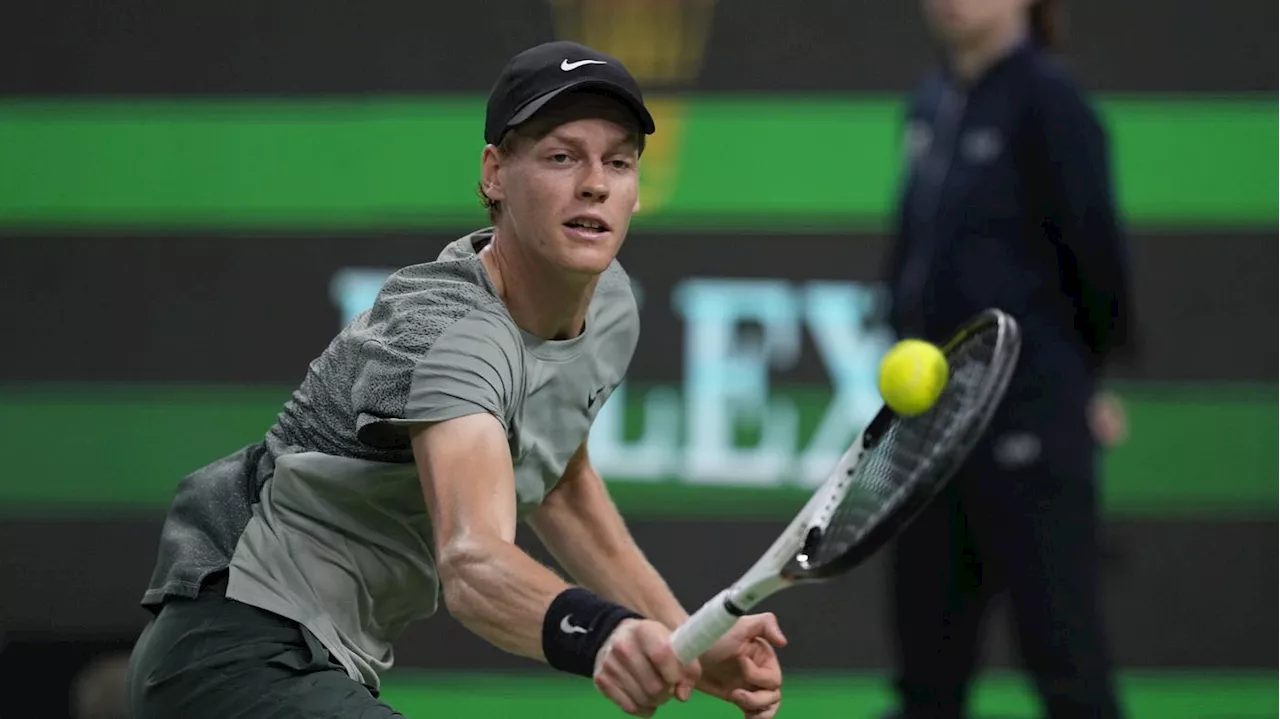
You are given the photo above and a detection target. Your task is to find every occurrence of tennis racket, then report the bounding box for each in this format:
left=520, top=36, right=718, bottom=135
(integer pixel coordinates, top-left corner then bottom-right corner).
left=668, top=307, right=1022, bottom=663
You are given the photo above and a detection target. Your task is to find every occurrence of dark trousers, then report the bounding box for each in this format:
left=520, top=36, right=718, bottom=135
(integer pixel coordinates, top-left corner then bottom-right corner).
left=127, top=573, right=404, bottom=719
left=886, top=421, right=1122, bottom=719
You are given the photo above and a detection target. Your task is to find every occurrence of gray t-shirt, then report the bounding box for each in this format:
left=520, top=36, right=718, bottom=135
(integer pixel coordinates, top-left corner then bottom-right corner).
left=141, top=229, right=640, bottom=689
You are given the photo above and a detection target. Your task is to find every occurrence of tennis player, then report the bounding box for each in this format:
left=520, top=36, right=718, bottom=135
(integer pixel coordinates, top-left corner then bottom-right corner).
left=127, top=41, right=785, bottom=719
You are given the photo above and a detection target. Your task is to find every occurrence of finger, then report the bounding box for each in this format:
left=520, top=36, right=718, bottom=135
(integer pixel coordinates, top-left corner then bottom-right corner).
left=731, top=688, right=783, bottom=713
left=594, top=673, right=644, bottom=717
left=614, top=637, right=674, bottom=709
left=604, top=662, right=660, bottom=716
left=748, top=699, right=782, bottom=719
left=677, top=658, right=702, bottom=702
left=600, top=636, right=664, bottom=715
left=635, top=627, right=686, bottom=689
left=756, top=613, right=788, bottom=647
left=738, top=642, right=782, bottom=689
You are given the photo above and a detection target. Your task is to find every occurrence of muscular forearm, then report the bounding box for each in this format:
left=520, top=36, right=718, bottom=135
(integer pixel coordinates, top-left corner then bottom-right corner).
left=606, top=561, right=688, bottom=629
left=438, top=536, right=570, bottom=661
left=557, top=525, right=688, bottom=628
left=532, top=485, right=688, bottom=628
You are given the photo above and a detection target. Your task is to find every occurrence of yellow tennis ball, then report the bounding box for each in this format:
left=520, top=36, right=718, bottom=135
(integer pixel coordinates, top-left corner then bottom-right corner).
left=878, top=339, right=950, bottom=417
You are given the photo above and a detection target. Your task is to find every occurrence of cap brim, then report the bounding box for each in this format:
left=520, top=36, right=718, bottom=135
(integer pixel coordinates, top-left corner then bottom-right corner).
left=506, top=79, right=656, bottom=138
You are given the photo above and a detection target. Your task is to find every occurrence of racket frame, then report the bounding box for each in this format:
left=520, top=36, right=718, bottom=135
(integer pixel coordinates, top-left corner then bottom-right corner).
left=668, top=308, right=1021, bottom=664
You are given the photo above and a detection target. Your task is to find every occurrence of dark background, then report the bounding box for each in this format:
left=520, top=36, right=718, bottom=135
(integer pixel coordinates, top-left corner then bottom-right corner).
left=2, top=0, right=1274, bottom=94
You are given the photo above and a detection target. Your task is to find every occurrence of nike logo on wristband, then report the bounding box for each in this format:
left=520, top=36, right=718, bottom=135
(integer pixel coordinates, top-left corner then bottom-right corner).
left=560, top=615, right=589, bottom=634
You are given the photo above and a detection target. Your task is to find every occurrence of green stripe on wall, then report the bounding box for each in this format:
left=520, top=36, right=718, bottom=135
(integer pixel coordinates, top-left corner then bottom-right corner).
left=0, top=384, right=1273, bottom=518
left=0, top=97, right=1274, bottom=232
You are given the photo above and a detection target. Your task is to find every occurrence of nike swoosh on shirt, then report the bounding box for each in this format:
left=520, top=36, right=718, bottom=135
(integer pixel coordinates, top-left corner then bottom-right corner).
left=588, top=386, right=607, bottom=407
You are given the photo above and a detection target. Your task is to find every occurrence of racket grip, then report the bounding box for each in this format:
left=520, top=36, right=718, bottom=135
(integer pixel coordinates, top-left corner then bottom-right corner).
left=669, top=590, right=740, bottom=664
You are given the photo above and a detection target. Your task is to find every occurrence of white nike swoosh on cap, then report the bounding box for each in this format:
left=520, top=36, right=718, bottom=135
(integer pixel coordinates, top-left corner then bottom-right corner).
left=561, top=59, right=607, bottom=71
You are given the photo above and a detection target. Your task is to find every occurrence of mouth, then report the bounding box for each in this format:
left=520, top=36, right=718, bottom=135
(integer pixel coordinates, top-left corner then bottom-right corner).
left=563, top=216, right=612, bottom=236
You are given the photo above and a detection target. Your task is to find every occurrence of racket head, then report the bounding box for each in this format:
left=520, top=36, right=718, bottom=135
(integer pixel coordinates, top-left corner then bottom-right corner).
left=781, top=307, right=1022, bottom=581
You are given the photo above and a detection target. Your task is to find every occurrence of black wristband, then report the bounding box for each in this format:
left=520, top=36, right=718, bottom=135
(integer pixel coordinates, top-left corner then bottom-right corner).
left=542, top=587, right=643, bottom=678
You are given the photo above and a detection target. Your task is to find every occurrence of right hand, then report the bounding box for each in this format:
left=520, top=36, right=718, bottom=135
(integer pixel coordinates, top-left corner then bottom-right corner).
left=593, top=618, right=701, bottom=717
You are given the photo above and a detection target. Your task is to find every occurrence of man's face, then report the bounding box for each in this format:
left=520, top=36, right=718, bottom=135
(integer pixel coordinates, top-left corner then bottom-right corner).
left=923, top=0, right=1029, bottom=46
left=482, top=92, right=642, bottom=278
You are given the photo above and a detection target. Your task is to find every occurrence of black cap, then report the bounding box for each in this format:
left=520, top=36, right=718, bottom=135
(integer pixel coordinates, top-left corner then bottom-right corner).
left=484, top=41, right=656, bottom=146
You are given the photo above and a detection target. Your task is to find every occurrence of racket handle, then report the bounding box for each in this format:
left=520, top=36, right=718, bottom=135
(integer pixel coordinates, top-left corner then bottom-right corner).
left=669, top=590, right=740, bottom=664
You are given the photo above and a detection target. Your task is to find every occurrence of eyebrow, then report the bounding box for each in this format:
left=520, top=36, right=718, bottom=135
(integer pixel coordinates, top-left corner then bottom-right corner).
left=542, top=129, right=641, bottom=153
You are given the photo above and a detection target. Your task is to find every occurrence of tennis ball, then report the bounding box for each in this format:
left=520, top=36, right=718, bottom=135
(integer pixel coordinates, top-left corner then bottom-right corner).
left=878, top=339, right=949, bottom=417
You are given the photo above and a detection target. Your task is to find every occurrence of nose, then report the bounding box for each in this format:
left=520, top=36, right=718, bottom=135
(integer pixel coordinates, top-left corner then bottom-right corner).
left=578, top=161, right=609, bottom=203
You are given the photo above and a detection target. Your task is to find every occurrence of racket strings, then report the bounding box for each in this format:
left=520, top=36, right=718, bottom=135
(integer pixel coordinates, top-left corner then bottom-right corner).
left=808, top=327, right=1001, bottom=567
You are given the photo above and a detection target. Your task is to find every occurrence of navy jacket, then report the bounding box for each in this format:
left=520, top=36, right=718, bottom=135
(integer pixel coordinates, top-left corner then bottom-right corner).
left=886, top=40, right=1132, bottom=415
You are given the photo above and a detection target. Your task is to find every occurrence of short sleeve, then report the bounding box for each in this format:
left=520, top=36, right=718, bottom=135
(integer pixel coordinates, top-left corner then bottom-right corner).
left=404, top=311, right=521, bottom=427
left=353, top=309, right=522, bottom=448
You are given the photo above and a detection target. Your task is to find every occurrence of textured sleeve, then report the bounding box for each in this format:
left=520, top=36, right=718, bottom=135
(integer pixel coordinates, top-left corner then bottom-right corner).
left=353, top=308, right=522, bottom=448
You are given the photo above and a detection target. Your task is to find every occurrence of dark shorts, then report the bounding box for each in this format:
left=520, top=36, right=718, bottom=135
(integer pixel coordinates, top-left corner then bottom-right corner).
left=127, top=573, right=403, bottom=719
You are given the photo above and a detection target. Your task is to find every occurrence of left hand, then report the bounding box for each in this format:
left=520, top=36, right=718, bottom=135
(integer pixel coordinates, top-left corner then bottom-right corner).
left=1088, top=391, right=1128, bottom=448
left=695, top=612, right=787, bottom=718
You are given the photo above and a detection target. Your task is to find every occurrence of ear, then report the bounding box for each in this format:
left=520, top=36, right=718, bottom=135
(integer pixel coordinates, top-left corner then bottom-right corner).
left=480, top=144, right=505, bottom=204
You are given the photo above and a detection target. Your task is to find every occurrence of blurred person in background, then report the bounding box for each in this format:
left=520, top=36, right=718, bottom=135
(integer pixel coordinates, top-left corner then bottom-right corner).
left=879, top=0, right=1132, bottom=718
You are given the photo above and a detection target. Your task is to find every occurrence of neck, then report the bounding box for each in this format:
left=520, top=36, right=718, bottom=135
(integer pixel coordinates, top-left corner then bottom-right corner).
left=479, top=227, right=597, bottom=341
left=949, top=19, right=1027, bottom=83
